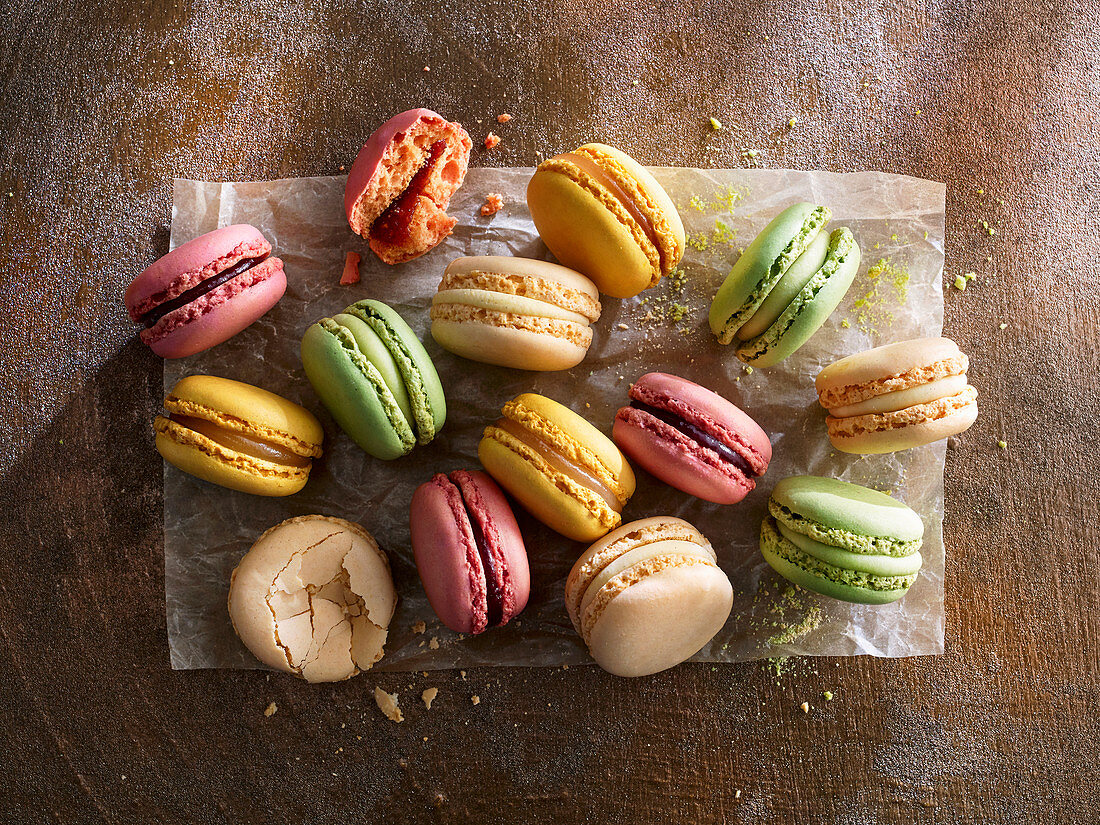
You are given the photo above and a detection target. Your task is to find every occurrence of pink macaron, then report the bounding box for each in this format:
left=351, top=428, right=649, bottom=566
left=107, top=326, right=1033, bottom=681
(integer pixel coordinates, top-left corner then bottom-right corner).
left=409, top=470, right=530, bottom=634
left=124, top=224, right=286, bottom=359
left=613, top=373, right=772, bottom=504
left=345, top=108, right=472, bottom=265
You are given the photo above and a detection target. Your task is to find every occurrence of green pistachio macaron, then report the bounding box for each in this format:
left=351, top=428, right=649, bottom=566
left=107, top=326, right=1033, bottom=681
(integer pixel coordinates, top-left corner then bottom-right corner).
left=301, top=299, right=446, bottom=460
left=760, top=475, right=924, bottom=604
left=709, top=203, right=861, bottom=367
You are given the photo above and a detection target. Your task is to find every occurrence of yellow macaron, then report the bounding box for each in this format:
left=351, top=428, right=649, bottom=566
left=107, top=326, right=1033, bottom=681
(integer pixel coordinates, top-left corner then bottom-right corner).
left=526, top=143, right=685, bottom=298
left=478, top=392, right=635, bottom=541
left=155, top=374, right=324, bottom=496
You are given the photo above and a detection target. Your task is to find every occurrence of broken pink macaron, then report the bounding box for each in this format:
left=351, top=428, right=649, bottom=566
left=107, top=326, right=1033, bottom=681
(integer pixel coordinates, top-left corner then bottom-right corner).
left=124, top=224, right=286, bottom=359
left=409, top=469, right=530, bottom=634
left=613, top=372, right=772, bottom=505
left=344, top=108, right=472, bottom=265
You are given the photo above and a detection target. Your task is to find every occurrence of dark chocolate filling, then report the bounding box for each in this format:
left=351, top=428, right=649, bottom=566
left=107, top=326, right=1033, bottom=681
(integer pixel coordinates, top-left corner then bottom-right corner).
left=454, top=474, right=504, bottom=628
left=629, top=400, right=756, bottom=477
left=141, top=254, right=267, bottom=327
left=370, top=139, right=448, bottom=247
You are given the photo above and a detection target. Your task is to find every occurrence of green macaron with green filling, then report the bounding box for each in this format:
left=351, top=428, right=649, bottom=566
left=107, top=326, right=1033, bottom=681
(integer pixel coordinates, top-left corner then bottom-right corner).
left=760, top=475, right=924, bottom=604
left=709, top=202, right=860, bottom=367
left=301, top=299, right=446, bottom=460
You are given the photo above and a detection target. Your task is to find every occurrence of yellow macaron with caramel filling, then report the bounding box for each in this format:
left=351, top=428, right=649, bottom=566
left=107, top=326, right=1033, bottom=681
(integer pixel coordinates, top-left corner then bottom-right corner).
left=526, top=143, right=685, bottom=298
left=155, top=375, right=323, bottom=496
left=816, top=337, right=978, bottom=454
left=430, top=256, right=601, bottom=371
left=479, top=392, right=635, bottom=542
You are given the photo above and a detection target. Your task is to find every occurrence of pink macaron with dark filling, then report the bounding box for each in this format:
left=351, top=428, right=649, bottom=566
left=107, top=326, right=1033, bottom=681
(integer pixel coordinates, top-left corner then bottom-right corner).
left=124, top=224, right=286, bottom=359
left=613, top=372, right=771, bottom=504
left=345, top=108, right=472, bottom=265
left=409, top=469, right=530, bottom=634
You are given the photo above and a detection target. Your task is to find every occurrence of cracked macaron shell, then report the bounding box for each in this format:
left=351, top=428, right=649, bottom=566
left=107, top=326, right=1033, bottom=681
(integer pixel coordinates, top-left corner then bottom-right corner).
left=228, top=515, right=397, bottom=683
left=154, top=374, right=323, bottom=497
left=527, top=143, right=685, bottom=298
left=301, top=299, right=446, bottom=460
left=409, top=470, right=530, bottom=634
left=816, top=337, right=979, bottom=453
left=430, top=255, right=602, bottom=371
left=479, top=392, right=636, bottom=542
left=613, top=372, right=771, bottom=504
left=565, top=517, right=733, bottom=677
left=760, top=515, right=921, bottom=604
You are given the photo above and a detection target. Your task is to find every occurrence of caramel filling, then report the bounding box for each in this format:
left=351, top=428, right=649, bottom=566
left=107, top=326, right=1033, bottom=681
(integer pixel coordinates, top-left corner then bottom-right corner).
left=496, top=418, right=622, bottom=512
left=170, top=414, right=312, bottom=467
left=555, top=152, right=662, bottom=268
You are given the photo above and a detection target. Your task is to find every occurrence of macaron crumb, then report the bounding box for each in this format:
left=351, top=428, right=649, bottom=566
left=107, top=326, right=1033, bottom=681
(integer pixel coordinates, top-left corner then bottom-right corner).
left=823, top=691, right=834, bottom=701
left=617, top=323, right=629, bottom=330
left=460, top=670, right=467, bottom=679
left=471, top=695, right=481, bottom=705
left=999, top=322, right=1007, bottom=330
left=788, top=117, right=797, bottom=128
left=480, top=193, right=504, bottom=215
left=953, top=275, right=967, bottom=290
left=340, top=251, right=362, bottom=285
left=374, top=687, right=404, bottom=723
left=429, top=636, right=440, bottom=650
left=709, top=117, right=723, bottom=130
left=496, top=113, right=512, bottom=123
left=484, top=132, right=501, bottom=150
left=423, top=66, right=430, bottom=72
left=411, top=620, right=426, bottom=634
left=998, top=439, right=1008, bottom=449
left=263, top=702, right=277, bottom=717
left=800, top=702, right=811, bottom=713
left=422, top=688, right=438, bottom=710
left=840, top=319, right=851, bottom=329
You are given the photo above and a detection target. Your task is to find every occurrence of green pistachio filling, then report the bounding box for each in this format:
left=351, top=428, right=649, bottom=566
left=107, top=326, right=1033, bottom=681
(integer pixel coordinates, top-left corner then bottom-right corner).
left=768, top=499, right=921, bottom=557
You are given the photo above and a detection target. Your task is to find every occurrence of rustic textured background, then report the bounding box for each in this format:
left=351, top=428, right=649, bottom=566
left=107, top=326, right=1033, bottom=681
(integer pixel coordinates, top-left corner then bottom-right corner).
left=2, top=1, right=1098, bottom=822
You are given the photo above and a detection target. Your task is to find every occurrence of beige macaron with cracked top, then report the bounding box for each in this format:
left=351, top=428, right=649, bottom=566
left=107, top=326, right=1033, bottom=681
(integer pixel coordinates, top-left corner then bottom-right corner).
left=431, top=256, right=601, bottom=371
left=565, top=517, right=733, bottom=677
left=816, top=336, right=979, bottom=454
left=228, top=515, right=397, bottom=683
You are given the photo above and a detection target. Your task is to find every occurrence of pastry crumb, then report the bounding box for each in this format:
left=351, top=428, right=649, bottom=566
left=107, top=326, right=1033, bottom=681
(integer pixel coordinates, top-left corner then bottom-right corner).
left=800, top=702, right=810, bottom=713
left=423, top=65, right=430, bottom=72
left=788, top=117, right=797, bottom=128
left=470, top=695, right=481, bottom=705
left=997, top=439, right=1008, bottom=449
left=340, top=251, right=361, bottom=285
left=823, top=691, right=834, bottom=701
left=999, top=322, right=1007, bottom=330
left=736, top=790, right=742, bottom=799
left=480, top=193, right=504, bottom=215
left=374, top=687, right=404, bottom=722
left=709, top=116, right=723, bottom=130
left=953, top=275, right=967, bottom=290
left=617, top=323, right=629, bottom=330
left=422, top=688, right=439, bottom=710
left=263, top=702, right=277, bottom=717
left=429, top=636, right=440, bottom=650
left=496, top=113, right=512, bottom=123
left=411, top=620, right=426, bottom=634
left=484, top=132, right=501, bottom=150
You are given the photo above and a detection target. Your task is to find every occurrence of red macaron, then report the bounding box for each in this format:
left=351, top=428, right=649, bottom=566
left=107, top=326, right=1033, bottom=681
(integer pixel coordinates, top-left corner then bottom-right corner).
left=124, top=224, right=286, bottom=359
left=613, top=372, right=771, bottom=504
left=409, top=470, right=530, bottom=635
left=345, top=108, right=472, bottom=265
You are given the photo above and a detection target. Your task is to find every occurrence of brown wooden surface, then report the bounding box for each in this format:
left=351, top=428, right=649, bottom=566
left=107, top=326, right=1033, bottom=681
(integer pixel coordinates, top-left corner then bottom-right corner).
left=2, top=1, right=1098, bottom=822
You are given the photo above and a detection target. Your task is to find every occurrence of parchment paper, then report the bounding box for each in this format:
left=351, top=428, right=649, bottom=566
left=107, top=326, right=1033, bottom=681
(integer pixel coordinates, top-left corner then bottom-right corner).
left=165, top=167, right=946, bottom=671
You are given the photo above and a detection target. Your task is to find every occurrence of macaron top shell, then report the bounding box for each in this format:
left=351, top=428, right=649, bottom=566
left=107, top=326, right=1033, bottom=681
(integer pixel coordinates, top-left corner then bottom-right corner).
left=125, top=224, right=272, bottom=321
left=816, top=337, right=969, bottom=408
left=769, top=475, right=924, bottom=554
left=228, top=515, right=396, bottom=683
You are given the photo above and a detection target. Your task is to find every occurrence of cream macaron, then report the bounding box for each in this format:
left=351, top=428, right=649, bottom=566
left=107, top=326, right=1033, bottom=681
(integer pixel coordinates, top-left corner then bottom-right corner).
left=430, top=256, right=602, bottom=371
left=565, top=516, right=733, bottom=677
left=816, top=336, right=979, bottom=453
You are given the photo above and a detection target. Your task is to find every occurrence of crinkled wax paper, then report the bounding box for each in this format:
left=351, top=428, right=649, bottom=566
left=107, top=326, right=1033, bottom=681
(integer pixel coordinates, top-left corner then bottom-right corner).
left=165, top=167, right=946, bottom=672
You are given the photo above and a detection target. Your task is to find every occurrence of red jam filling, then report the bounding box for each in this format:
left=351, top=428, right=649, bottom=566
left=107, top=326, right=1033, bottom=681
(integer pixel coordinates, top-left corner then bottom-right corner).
left=369, top=140, right=448, bottom=246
